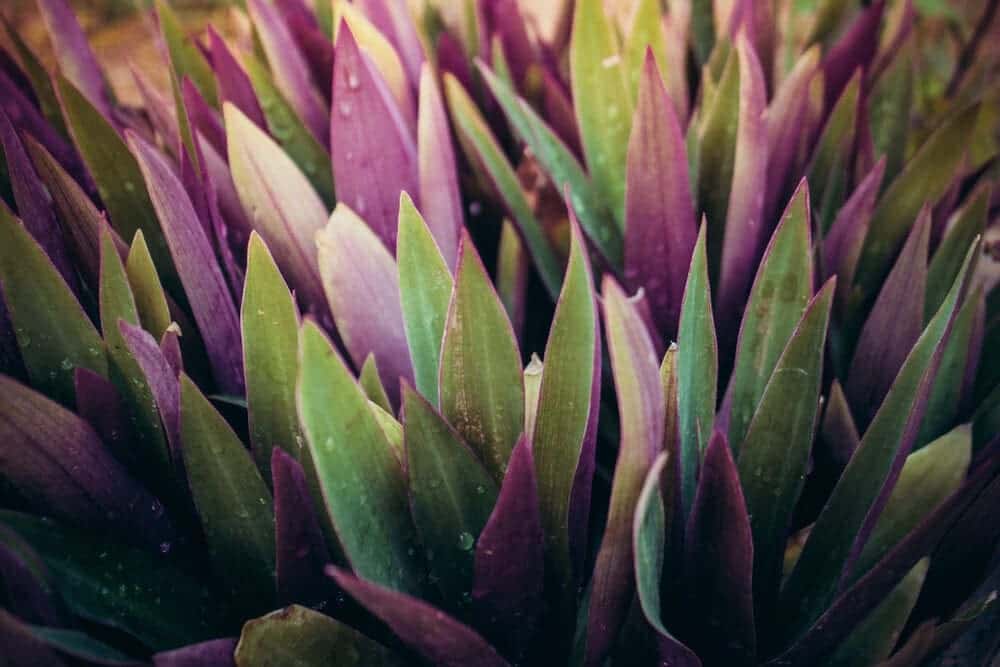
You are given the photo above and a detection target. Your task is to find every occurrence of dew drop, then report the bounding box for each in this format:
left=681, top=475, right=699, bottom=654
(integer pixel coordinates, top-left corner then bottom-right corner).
left=458, top=532, right=474, bottom=551
left=338, top=101, right=353, bottom=118
left=347, top=72, right=361, bottom=90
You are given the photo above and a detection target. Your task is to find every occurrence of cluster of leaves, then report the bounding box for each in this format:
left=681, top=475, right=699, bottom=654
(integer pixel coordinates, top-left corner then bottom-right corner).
left=0, top=0, right=999, bottom=665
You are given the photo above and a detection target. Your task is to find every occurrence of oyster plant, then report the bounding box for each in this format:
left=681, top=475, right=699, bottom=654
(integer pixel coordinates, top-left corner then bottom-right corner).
left=0, top=0, right=998, bottom=665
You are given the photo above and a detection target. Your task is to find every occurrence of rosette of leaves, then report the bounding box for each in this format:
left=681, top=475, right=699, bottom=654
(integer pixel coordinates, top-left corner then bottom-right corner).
left=0, top=0, right=998, bottom=665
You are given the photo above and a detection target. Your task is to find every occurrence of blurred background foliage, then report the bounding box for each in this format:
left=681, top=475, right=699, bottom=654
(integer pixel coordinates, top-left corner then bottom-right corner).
left=0, top=0, right=997, bottom=177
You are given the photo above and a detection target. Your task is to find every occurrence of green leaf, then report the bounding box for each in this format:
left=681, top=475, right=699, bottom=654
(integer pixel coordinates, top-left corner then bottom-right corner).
left=242, top=232, right=303, bottom=480
left=780, top=242, right=977, bottom=641
left=369, top=400, right=404, bottom=465
left=242, top=52, right=335, bottom=207
left=624, top=0, right=666, bottom=100
left=100, top=226, right=171, bottom=488
left=854, top=103, right=981, bottom=302
left=676, top=223, right=717, bottom=513
left=440, top=234, right=525, bottom=484
left=728, top=185, right=813, bottom=455
left=737, top=280, right=834, bottom=626
left=443, top=73, right=563, bottom=298
left=695, top=49, right=739, bottom=277
left=824, top=559, right=929, bottom=667
left=55, top=74, right=180, bottom=299
left=155, top=0, right=218, bottom=107
left=868, top=39, right=914, bottom=184
left=180, top=374, right=275, bottom=611
left=360, top=354, right=394, bottom=414
left=533, top=219, right=599, bottom=598
left=23, top=625, right=138, bottom=665
left=851, top=426, right=971, bottom=580
left=235, top=604, right=401, bottom=667
left=633, top=452, right=669, bottom=632
left=0, top=511, right=231, bottom=651
left=125, top=231, right=172, bottom=339
left=690, top=0, right=715, bottom=65
left=570, top=0, right=632, bottom=227
left=0, top=206, right=106, bottom=405
left=404, top=385, right=498, bottom=610
left=918, top=288, right=981, bottom=445
left=397, top=194, right=453, bottom=406
left=926, top=187, right=989, bottom=321
left=809, top=74, right=860, bottom=233
left=296, top=320, right=423, bottom=595
left=478, top=64, right=622, bottom=269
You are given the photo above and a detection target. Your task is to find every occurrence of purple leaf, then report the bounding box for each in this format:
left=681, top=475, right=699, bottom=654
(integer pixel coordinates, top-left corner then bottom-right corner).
left=768, top=439, right=1000, bottom=665
left=331, top=24, right=418, bottom=250
left=763, top=48, right=819, bottom=226
left=355, top=0, right=426, bottom=87
left=248, top=0, right=328, bottom=147
left=130, top=64, right=181, bottom=156
left=472, top=435, right=544, bottom=659
left=822, top=157, right=886, bottom=299
left=0, top=110, right=77, bottom=291
left=153, top=638, right=237, bottom=667
left=846, top=206, right=930, bottom=428
left=624, top=50, right=697, bottom=341
left=272, top=447, right=332, bottom=607
left=0, top=609, right=67, bottom=667
left=586, top=277, right=665, bottom=666
left=0, top=68, right=90, bottom=197
left=117, top=321, right=181, bottom=463
left=540, top=66, right=582, bottom=158
left=224, top=103, right=330, bottom=327
left=328, top=567, right=511, bottom=667
left=317, top=204, right=414, bottom=407
left=479, top=0, right=535, bottom=86
left=127, top=132, right=244, bottom=396
left=160, top=328, right=183, bottom=376
left=716, top=36, right=769, bottom=338
left=34, top=0, right=115, bottom=123
left=821, top=0, right=885, bottom=113
left=73, top=367, right=128, bottom=458
left=284, top=11, right=335, bottom=102
left=181, top=79, right=225, bottom=160
left=0, top=375, right=175, bottom=549
left=417, top=64, right=462, bottom=270
left=437, top=31, right=475, bottom=96
left=207, top=27, right=266, bottom=130
left=683, top=430, right=755, bottom=664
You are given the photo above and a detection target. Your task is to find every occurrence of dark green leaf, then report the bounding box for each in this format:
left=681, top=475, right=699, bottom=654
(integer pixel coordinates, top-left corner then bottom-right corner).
left=404, top=385, right=498, bottom=610
left=242, top=232, right=303, bottom=480
left=0, top=511, right=231, bottom=651
left=533, top=219, right=600, bottom=600
left=180, top=374, right=275, bottom=611
left=443, top=74, right=562, bottom=298
left=738, top=280, right=834, bottom=627
left=439, top=234, right=525, bottom=484
left=397, top=194, right=453, bottom=407
left=728, top=183, right=813, bottom=455
left=676, top=223, right=717, bottom=513
left=296, top=320, right=423, bottom=595
left=0, top=205, right=106, bottom=405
